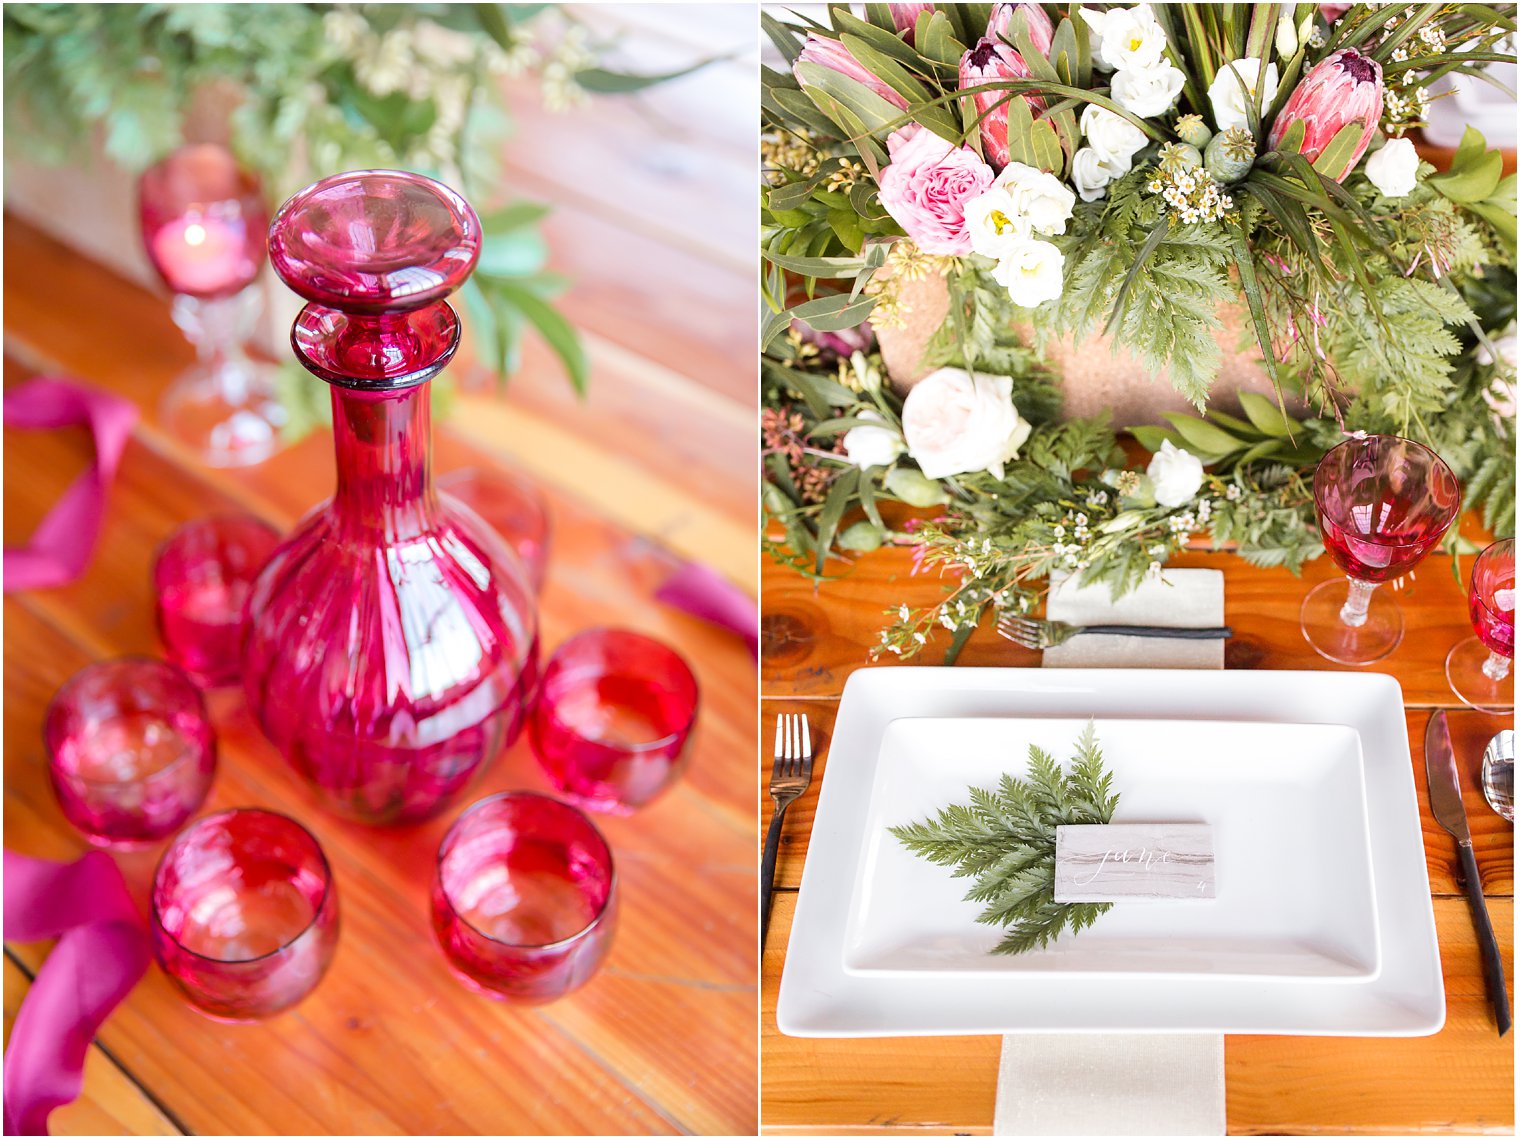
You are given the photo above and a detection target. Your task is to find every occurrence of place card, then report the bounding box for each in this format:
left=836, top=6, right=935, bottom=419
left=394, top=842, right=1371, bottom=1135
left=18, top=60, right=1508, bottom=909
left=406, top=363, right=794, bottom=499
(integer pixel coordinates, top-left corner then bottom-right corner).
left=1053, top=823, right=1215, bottom=902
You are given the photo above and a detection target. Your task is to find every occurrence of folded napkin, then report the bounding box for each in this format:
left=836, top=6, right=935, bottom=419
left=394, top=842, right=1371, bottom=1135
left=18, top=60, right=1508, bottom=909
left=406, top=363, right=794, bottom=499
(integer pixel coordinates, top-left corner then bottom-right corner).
left=994, top=567, right=1227, bottom=1137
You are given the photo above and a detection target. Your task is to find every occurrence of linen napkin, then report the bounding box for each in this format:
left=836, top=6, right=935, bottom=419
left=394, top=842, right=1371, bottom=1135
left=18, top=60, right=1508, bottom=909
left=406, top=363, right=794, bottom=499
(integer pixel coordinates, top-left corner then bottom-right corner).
left=994, top=567, right=1227, bottom=1136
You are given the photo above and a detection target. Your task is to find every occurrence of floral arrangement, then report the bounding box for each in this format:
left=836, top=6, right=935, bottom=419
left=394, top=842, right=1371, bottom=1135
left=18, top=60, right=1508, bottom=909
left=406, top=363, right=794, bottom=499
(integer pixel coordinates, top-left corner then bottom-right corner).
left=761, top=2, right=1516, bottom=661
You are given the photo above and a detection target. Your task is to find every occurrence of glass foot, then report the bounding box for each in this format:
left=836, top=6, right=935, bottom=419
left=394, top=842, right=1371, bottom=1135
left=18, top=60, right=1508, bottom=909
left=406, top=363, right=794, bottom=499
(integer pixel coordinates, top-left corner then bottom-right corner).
left=1301, top=578, right=1403, bottom=665
left=160, top=360, right=285, bottom=468
left=1446, top=636, right=1515, bottom=713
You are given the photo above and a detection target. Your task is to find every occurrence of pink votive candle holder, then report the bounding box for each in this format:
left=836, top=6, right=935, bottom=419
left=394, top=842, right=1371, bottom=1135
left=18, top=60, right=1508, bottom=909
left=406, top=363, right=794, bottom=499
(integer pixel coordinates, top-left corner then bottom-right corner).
left=44, top=658, right=216, bottom=848
left=154, top=514, right=281, bottom=687
left=151, top=808, right=338, bottom=1021
left=432, top=792, right=617, bottom=1003
left=529, top=629, right=699, bottom=813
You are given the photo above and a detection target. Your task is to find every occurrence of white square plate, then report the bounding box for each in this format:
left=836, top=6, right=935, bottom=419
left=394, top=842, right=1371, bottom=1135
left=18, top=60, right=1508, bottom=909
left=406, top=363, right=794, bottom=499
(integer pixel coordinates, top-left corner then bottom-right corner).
left=776, top=668, right=1444, bottom=1037
left=844, top=717, right=1380, bottom=981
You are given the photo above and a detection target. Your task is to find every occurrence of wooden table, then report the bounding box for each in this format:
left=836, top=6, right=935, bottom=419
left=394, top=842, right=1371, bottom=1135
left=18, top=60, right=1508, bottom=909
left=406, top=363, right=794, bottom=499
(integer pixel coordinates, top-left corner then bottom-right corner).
left=761, top=540, right=1515, bottom=1135
left=2, top=15, right=759, bottom=1132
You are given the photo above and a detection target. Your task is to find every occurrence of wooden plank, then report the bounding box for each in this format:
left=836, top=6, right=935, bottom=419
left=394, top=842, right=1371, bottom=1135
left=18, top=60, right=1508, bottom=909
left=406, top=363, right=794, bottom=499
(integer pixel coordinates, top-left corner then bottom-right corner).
left=3, top=956, right=184, bottom=1136
left=760, top=892, right=1515, bottom=1135
left=758, top=699, right=1514, bottom=898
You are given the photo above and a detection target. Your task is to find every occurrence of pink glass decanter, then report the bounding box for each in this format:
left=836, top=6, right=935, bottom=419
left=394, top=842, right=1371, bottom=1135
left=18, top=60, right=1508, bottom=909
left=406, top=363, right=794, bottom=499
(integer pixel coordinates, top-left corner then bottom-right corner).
left=242, top=171, right=539, bottom=825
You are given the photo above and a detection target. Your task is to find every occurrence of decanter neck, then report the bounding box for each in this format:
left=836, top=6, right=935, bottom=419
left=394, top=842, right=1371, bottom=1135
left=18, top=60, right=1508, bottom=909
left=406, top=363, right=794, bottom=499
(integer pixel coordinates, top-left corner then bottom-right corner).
left=331, top=383, right=438, bottom=538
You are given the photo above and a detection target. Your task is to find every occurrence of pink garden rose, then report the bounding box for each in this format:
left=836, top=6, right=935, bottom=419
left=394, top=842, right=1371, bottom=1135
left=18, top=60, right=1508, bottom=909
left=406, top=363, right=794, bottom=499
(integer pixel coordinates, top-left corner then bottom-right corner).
left=987, top=2, right=1055, bottom=56
left=960, top=37, right=1045, bottom=171
left=888, top=3, right=936, bottom=43
left=794, top=32, right=910, bottom=111
left=878, top=125, right=996, bottom=255
left=1267, top=47, right=1383, bottom=181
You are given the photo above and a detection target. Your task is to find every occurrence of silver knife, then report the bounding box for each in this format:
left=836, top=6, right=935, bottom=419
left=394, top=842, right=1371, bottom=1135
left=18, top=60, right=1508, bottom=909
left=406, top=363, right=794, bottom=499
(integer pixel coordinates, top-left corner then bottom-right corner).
left=1425, top=710, right=1511, bottom=1036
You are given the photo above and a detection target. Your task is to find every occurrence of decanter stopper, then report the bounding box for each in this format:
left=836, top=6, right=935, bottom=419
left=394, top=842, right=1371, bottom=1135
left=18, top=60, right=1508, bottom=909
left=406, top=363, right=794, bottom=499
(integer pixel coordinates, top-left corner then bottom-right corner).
left=268, top=170, right=482, bottom=391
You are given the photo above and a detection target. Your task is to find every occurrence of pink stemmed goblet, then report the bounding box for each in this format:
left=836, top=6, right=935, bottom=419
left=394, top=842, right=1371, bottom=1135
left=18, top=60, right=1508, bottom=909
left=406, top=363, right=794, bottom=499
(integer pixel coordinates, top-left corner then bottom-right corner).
left=1302, top=434, right=1461, bottom=665
left=437, top=466, right=551, bottom=594
left=151, top=808, right=338, bottom=1021
left=431, top=792, right=617, bottom=1003
left=44, top=658, right=216, bottom=848
left=154, top=514, right=281, bottom=687
left=1447, top=538, right=1515, bottom=712
left=139, top=143, right=284, bottom=468
left=530, top=629, right=699, bottom=813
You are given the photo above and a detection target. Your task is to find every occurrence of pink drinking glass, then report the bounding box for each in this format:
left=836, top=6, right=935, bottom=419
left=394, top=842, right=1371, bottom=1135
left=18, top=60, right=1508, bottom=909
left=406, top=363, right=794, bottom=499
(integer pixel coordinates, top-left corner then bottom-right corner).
left=154, top=514, right=281, bottom=687
left=1447, top=538, right=1515, bottom=712
left=139, top=143, right=283, bottom=468
left=44, top=658, right=216, bottom=848
left=529, top=629, right=699, bottom=814
left=431, top=792, right=617, bottom=1003
left=1302, top=434, right=1462, bottom=665
left=437, top=466, right=551, bottom=593
left=151, top=808, right=338, bottom=1021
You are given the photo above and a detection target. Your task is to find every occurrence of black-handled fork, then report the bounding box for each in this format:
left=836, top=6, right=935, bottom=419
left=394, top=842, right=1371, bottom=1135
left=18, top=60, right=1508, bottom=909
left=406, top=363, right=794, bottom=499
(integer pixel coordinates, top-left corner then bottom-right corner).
left=762, top=713, right=813, bottom=947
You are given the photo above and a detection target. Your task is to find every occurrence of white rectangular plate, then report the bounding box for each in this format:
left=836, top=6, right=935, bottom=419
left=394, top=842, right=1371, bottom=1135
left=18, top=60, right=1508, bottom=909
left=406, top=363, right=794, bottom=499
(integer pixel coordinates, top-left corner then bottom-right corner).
left=844, top=718, right=1379, bottom=980
left=776, top=668, right=1444, bottom=1037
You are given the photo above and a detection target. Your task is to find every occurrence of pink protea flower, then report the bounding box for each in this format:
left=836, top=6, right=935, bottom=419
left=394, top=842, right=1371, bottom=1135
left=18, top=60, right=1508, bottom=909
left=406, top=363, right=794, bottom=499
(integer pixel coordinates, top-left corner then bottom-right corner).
left=1267, top=47, right=1384, bottom=181
left=878, top=125, right=996, bottom=255
left=794, top=32, right=910, bottom=111
left=987, top=2, right=1055, bottom=56
left=888, top=3, right=936, bottom=43
left=960, top=37, right=1046, bottom=172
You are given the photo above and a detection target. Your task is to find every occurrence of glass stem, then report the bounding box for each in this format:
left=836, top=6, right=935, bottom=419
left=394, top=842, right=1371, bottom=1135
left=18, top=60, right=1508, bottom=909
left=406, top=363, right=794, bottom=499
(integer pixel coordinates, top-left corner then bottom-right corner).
left=171, top=289, right=261, bottom=398
left=1482, top=650, right=1512, bottom=683
left=1340, top=578, right=1377, bottom=628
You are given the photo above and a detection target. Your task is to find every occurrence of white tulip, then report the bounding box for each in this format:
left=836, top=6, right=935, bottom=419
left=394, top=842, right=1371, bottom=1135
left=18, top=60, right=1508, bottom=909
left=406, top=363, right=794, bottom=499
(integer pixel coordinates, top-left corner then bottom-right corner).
left=1080, top=103, right=1148, bottom=165
left=1207, top=57, right=1279, bottom=133
left=842, top=409, right=905, bottom=470
left=1111, top=59, right=1186, bottom=117
left=902, top=368, right=1033, bottom=480
left=991, top=239, right=1066, bottom=308
left=1147, top=440, right=1206, bottom=507
left=1364, top=137, right=1420, bottom=198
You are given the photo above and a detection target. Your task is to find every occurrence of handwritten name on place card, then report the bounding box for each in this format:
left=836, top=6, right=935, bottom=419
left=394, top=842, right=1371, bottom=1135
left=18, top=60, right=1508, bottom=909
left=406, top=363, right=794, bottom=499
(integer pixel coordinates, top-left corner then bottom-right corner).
left=1053, top=824, right=1215, bottom=902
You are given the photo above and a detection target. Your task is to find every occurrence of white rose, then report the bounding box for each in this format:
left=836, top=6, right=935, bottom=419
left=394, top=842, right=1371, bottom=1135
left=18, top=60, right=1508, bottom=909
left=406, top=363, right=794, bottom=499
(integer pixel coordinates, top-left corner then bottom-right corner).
left=842, top=409, right=905, bottom=469
left=1080, top=104, right=1147, bottom=165
left=1364, top=137, right=1420, bottom=198
left=964, top=186, right=1027, bottom=260
left=1207, top=57, right=1279, bottom=133
left=1478, top=324, right=1518, bottom=424
left=902, top=367, right=1033, bottom=480
left=1147, top=439, right=1206, bottom=507
left=1477, top=325, right=1517, bottom=370
left=991, top=238, right=1065, bottom=308
left=996, top=162, right=1077, bottom=236
left=1071, top=147, right=1120, bottom=201
left=1111, top=59, right=1185, bottom=117
left=1081, top=4, right=1166, bottom=71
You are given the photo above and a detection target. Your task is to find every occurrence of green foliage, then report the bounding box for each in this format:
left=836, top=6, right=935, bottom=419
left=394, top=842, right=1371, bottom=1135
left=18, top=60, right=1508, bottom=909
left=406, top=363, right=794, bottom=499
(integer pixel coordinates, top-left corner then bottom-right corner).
left=890, top=722, right=1119, bottom=956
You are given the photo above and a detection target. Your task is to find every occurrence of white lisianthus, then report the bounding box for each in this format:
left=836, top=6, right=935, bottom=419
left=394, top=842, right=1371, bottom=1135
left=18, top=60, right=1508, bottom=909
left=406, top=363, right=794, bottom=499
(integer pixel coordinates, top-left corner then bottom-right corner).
left=964, top=186, right=1028, bottom=259
left=1364, top=137, right=1420, bottom=197
left=1071, top=147, right=1123, bottom=201
left=996, top=162, right=1077, bottom=236
left=902, top=368, right=1033, bottom=480
left=1080, top=104, right=1147, bottom=166
left=1207, top=57, right=1279, bottom=133
left=1147, top=440, right=1206, bottom=507
left=1275, top=12, right=1298, bottom=56
left=1477, top=324, right=1517, bottom=370
left=1111, top=59, right=1186, bottom=117
left=991, top=239, right=1065, bottom=308
left=842, top=409, right=905, bottom=470
left=1081, top=4, right=1166, bottom=71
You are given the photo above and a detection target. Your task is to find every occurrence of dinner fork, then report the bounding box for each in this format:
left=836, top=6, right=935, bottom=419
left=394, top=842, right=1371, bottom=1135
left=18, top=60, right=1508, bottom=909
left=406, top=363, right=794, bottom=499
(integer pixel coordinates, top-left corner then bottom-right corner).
left=762, top=713, right=814, bottom=946
left=997, top=615, right=1234, bottom=650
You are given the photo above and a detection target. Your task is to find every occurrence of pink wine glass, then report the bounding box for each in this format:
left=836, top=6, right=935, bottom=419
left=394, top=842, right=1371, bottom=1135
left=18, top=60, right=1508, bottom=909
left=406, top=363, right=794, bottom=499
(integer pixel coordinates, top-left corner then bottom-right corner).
left=431, top=792, right=617, bottom=1003
left=437, top=466, right=551, bottom=594
left=140, top=143, right=283, bottom=468
left=529, top=629, right=699, bottom=814
left=1447, top=538, right=1515, bottom=712
left=1302, top=434, right=1461, bottom=664
left=154, top=514, right=281, bottom=687
left=151, top=808, right=338, bottom=1021
left=44, top=658, right=216, bottom=848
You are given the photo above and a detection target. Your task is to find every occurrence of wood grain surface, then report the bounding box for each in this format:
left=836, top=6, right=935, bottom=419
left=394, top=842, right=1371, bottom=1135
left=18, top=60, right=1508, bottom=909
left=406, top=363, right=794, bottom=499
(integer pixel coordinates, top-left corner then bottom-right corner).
left=3, top=18, right=759, bottom=1133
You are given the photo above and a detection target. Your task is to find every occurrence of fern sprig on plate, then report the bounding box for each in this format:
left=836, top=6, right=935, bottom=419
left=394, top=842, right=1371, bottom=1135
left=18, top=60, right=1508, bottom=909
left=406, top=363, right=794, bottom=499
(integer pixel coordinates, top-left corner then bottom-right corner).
left=890, top=722, right=1120, bottom=956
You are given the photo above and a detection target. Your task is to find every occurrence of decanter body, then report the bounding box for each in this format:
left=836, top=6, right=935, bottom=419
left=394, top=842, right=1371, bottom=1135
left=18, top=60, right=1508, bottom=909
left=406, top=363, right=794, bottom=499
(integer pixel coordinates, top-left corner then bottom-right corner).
left=243, top=171, right=538, bottom=824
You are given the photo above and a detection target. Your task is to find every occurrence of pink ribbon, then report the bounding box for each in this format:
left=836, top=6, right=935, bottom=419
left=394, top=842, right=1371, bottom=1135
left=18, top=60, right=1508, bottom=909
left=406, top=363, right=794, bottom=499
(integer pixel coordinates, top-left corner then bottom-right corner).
left=3, top=849, right=149, bottom=1135
left=4, top=377, right=138, bottom=592
left=655, top=562, right=759, bottom=655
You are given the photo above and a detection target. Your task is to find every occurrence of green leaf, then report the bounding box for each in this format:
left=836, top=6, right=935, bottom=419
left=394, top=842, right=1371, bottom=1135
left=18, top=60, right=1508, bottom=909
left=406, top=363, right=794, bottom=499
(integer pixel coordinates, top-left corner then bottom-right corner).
left=1310, top=119, right=1370, bottom=181
left=795, top=59, right=906, bottom=139
left=762, top=248, right=865, bottom=278
left=1428, top=127, right=1506, bottom=202
left=1003, top=90, right=1064, bottom=175
left=815, top=466, right=860, bottom=572
left=1160, top=413, right=1244, bottom=459
left=1237, top=391, right=1293, bottom=438
left=1129, top=424, right=1180, bottom=453
left=482, top=278, right=588, bottom=396
left=789, top=292, right=877, bottom=331
left=575, top=56, right=721, bottom=94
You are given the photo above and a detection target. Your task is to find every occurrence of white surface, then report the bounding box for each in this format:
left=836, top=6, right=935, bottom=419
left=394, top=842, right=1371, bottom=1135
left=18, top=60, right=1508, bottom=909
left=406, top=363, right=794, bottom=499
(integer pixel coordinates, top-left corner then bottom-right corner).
left=844, top=717, right=1379, bottom=980
left=1044, top=568, right=1225, bottom=669
left=775, top=668, right=1445, bottom=1036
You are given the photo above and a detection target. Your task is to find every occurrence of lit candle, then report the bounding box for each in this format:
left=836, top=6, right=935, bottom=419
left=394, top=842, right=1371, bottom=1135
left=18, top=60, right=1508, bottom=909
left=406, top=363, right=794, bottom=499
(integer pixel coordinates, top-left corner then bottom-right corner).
left=150, top=215, right=252, bottom=296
